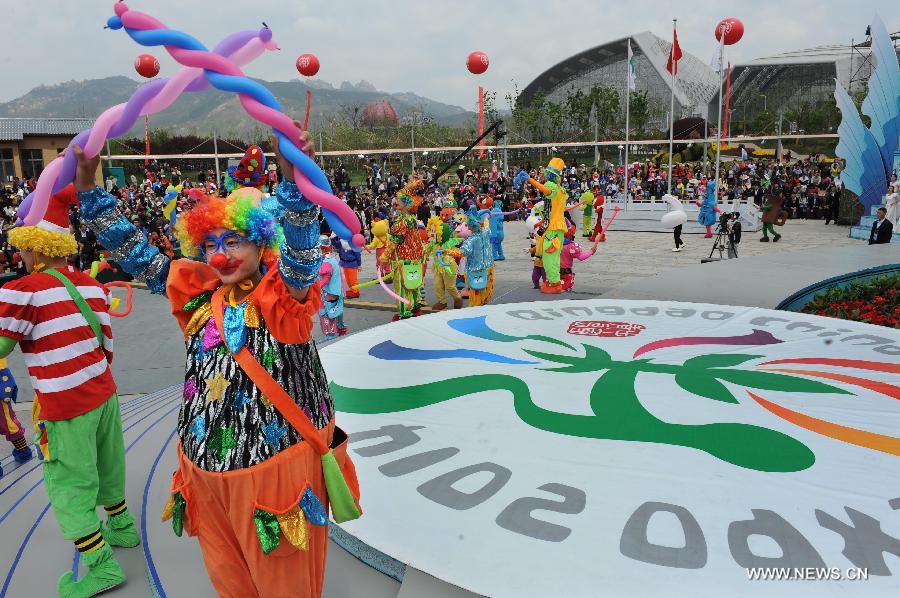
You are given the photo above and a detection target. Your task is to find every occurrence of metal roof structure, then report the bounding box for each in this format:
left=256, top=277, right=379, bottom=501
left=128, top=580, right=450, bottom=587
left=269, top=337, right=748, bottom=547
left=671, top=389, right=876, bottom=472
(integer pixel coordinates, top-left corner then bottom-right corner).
left=709, top=38, right=900, bottom=125
left=520, top=31, right=719, bottom=122
left=0, top=117, right=94, bottom=142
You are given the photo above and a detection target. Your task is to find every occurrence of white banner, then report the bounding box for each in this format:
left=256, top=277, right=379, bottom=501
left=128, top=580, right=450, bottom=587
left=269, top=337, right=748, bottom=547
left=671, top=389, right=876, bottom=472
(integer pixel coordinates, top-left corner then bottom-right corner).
left=321, top=300, right=900, bottom=597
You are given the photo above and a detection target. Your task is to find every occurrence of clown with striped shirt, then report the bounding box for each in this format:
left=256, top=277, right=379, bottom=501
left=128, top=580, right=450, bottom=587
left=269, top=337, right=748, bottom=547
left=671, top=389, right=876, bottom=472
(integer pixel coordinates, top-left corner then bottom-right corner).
left=0, top=184, right=137, bottom=598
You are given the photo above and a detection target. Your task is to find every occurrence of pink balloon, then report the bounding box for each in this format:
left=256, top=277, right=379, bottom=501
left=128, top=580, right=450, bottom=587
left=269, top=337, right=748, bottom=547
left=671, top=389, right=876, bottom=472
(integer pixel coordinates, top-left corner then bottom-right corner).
left=378, top=266, right=410, bottom=306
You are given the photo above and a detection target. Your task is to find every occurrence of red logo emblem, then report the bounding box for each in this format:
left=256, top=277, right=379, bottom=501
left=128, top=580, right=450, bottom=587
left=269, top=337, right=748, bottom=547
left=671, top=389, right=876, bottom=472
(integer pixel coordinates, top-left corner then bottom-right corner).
left=567, top=321, right=646, bottom=338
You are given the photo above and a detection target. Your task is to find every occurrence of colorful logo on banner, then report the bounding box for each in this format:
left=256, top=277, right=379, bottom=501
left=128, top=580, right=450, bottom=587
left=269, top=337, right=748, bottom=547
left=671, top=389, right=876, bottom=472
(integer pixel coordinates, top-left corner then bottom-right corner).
left=320, top=301, right=900, bottom=597
left=332, top=313, right=898, bottom=472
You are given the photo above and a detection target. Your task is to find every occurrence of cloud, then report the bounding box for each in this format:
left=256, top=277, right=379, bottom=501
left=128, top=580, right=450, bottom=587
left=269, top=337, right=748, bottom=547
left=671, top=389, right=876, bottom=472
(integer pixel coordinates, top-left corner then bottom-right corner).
left=3, top=0, right=898, bottom=112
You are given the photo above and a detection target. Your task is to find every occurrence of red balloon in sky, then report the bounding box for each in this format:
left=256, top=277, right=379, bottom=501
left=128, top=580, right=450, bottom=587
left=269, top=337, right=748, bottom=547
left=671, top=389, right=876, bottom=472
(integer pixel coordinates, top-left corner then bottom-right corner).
left=715, top=18, right=744, bottom=45
left=466, top=51, right=489, bottom=75
left=134, top=54, right=160, bottom=78
left=296, top=54, right=320, bottom=77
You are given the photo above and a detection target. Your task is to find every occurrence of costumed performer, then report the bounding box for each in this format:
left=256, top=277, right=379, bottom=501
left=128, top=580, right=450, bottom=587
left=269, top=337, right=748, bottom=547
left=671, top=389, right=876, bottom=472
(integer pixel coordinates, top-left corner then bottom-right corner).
left=489, top=199, right=506, bottom=261
left=319, top=236, right=346, bottom=339
left=560, top=222, right=600, bottom=291
left=0, top=358, right=34, bottom=477
left=457, top=208, right=494, bottom=306
left=364, top=218, right=391, bottom=278
left=72, top=131, right=361, bottom=598
left=590, top=188, right=606, bottom=242
left=580, top=189, right=593, bottom=238
left=425, top=216, right=463, bottom=311
left=380, top=180, right=426, bottom=320
left=331, top=235, right=361, bottom=299
left=758, top=194, right=788, bottom=243
left=521, top=158, right=568, bottom=294
left=0, top=184, right=137, bottom=597
left=697, top=183, right=720, bottom=238
left=661, top=193, right=688, bottom=252
left=526, top=213, right=547, bottom=289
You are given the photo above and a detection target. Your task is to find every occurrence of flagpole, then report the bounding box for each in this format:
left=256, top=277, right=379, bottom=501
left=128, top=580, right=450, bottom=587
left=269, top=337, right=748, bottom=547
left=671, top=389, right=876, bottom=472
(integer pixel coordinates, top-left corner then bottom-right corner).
left=624, top=38, right=631, bottom=193
left=667, top=19, right=677, bottom=195
left=713, top=29, right=725, bottom=204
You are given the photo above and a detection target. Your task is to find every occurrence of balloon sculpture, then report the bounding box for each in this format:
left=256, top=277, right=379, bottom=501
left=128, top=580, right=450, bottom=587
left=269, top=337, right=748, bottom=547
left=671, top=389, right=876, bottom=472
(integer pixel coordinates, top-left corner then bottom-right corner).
left=715, top=18, right=744, bottom=45
left=18, top=2, right=364, bottom=251
left=134, top=53, right=160, bottom=78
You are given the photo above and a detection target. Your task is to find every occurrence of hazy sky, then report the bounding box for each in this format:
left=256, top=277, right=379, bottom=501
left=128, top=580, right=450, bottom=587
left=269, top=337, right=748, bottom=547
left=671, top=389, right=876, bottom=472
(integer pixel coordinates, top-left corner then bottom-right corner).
left=3, top=0, right=899, bottom=111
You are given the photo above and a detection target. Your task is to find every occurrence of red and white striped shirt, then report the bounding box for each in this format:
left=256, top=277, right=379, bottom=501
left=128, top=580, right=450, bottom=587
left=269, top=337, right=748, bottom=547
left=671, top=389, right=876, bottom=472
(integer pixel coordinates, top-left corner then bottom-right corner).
left=0, top=267, right=116, bottom=420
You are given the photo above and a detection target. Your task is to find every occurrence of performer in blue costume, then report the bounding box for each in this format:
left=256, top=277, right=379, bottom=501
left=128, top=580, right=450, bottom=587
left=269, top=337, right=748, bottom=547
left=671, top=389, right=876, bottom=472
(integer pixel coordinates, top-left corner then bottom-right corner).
left=489, top=200, right=506, bottom=261
left=697, top=183, right=720, bottom=238
left=458, top=208, right=495, bottom=306
left=319, top=237, right=346, bottom=339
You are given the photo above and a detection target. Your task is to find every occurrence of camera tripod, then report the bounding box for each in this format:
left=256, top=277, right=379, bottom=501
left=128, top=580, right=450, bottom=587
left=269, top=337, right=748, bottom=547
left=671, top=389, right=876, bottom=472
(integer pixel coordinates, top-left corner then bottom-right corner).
left=705, top=217, right=740, bottom=261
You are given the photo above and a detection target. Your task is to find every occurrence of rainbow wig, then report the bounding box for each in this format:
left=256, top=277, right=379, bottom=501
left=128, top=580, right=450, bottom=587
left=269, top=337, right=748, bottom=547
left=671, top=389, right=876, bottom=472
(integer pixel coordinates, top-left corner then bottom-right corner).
left=175, top=187, right=281, bottom=262
left=396, top=178, right=424, bottom=212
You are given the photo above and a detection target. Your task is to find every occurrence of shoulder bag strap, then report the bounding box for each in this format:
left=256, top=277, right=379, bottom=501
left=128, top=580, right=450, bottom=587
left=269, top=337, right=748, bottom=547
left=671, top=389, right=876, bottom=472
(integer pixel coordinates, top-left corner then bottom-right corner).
left=211, top=289, right=328, bottom=455
left=44, top=268, right=104, bottom=349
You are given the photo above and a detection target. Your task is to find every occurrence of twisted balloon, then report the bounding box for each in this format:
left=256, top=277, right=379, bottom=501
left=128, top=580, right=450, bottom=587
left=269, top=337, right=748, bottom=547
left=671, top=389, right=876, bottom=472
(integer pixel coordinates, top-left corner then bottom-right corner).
left=19, top=25, right=276, bottom=226
left=108, top=2, right=364, bottom=248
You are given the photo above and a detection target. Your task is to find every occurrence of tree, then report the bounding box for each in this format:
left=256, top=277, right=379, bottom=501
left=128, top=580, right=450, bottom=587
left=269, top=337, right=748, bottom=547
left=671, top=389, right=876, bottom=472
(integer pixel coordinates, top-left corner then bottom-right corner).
left=628, top=90, right=651, bottom=135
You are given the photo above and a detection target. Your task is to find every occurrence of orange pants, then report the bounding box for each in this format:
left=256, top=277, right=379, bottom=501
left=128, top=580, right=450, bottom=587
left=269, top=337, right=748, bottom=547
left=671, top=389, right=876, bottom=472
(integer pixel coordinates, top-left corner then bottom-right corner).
left=174, top=425, right=334, bottom=598
left=342, top=267, right=358, bottom=290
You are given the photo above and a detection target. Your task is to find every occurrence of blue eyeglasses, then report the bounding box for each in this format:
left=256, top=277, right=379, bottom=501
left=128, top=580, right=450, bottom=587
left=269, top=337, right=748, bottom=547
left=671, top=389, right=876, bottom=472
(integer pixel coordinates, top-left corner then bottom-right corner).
left=200, top=231, right=248, bottom=256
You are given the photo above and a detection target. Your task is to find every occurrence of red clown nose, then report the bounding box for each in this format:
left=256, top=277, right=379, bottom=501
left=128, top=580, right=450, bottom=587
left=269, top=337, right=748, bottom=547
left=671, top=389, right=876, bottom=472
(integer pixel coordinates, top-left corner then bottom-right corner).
left=209, top=253, right=228, bottom=269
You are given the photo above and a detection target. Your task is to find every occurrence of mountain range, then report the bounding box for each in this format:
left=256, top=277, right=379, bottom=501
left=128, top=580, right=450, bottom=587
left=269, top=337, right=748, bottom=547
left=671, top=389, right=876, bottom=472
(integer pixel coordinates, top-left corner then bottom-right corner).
left=0, top=77, right=476, bottom=138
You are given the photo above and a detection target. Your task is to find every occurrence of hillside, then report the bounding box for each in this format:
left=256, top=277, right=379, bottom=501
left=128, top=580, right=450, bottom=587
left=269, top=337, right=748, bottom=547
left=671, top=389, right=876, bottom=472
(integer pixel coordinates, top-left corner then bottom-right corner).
left=0, top=77, right=476, bottom=138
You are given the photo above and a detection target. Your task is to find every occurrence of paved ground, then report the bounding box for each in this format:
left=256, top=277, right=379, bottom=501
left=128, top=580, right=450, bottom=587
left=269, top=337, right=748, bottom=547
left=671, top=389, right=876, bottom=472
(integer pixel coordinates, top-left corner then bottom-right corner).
left=0, top=217, right=883, bottom=598
left=2, top=218, right=863, bottom=400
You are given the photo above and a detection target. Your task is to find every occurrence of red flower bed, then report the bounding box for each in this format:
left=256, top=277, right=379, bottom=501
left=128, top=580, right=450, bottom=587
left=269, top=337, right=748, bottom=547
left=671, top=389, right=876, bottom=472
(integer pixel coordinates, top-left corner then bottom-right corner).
left=802, top=275, right=899, bottom=328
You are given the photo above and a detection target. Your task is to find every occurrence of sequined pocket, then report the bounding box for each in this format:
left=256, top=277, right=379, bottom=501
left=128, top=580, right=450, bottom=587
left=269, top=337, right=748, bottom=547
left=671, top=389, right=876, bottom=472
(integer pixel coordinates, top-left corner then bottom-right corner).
left=161, top=468, right=197, bottom=537
left=252, top=486, right=329, bottom=557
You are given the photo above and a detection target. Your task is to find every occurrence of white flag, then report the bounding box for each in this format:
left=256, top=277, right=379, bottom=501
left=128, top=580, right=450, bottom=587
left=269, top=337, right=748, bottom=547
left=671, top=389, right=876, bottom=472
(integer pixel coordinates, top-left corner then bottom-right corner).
left=627, top=39, right=637, bottom=91
left=710, top=47, right=722, bottom=73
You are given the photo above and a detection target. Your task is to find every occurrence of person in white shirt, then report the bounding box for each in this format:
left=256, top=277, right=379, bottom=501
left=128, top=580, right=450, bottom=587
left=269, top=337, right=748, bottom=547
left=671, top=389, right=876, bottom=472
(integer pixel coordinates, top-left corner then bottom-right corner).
left=884, top=185, right=900, bottom=226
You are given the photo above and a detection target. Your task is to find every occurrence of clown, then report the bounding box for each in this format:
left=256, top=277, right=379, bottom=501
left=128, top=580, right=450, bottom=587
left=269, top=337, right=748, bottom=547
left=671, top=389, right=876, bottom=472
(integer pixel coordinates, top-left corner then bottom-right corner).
left=424, top=216, right=463, bottom=310
left=364, top=218, right=391, bottom=277
left=488, top=199, right=506, bottom=260
left=528, top=215, right=548, bottom=289
left=331, top=234, right=361, bottom=299
left=0, top=184, right=135, bottom=597
left=380, top=179, right=426, bottom=320
left=71, top=135, right=360, bottom=598
left=457, top=208, right=495, bottom=306
left=439, top=193, right=459, bottom=223
left=521, top=158, right=569, bottom=294
left=590, top=189, right=607, bottom=242
left=0, top=358, right=33, bottom=478
left=319, top=236, right=346, bottom=339
left=560, top=221, right=600, bottom=291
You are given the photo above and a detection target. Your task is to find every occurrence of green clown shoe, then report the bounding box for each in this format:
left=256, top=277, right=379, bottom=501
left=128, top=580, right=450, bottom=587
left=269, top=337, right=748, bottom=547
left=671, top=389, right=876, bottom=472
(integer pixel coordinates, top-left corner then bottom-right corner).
left=102, top=511, right=140, bottom=548
left=57, top=544, right=126, bottom=598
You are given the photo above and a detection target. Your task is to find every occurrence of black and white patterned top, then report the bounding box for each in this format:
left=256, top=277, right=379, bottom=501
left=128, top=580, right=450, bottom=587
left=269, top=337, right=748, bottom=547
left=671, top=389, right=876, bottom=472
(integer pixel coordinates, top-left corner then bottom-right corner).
left=177, top=317, right=334, bottom=472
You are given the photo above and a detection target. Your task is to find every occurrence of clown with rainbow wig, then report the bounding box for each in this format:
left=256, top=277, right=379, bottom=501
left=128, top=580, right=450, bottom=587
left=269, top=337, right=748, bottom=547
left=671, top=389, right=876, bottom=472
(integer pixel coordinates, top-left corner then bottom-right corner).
left=68, top=127, right=361, bottom=596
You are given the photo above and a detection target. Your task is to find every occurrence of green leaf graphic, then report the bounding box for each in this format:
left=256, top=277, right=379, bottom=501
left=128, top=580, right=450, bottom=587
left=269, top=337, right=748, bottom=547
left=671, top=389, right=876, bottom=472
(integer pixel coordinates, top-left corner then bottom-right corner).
left=674, top=372, right=739, bottom=404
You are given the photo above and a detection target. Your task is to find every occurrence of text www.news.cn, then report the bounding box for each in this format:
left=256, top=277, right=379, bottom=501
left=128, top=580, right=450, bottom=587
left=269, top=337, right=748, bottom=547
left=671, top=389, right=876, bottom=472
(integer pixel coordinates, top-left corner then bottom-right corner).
left=747, top=568, right=868, bottom=581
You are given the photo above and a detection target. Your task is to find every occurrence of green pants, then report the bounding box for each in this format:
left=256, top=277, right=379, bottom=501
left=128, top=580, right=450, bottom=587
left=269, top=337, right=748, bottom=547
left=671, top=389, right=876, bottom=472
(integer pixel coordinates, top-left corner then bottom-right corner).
left=582, top=214, right=591, bottom=233
left=542, top=230, right=563, bottom=284
left=763, top=222, right=777, bottom=236
left=42, top=394, right=126, bottom=540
